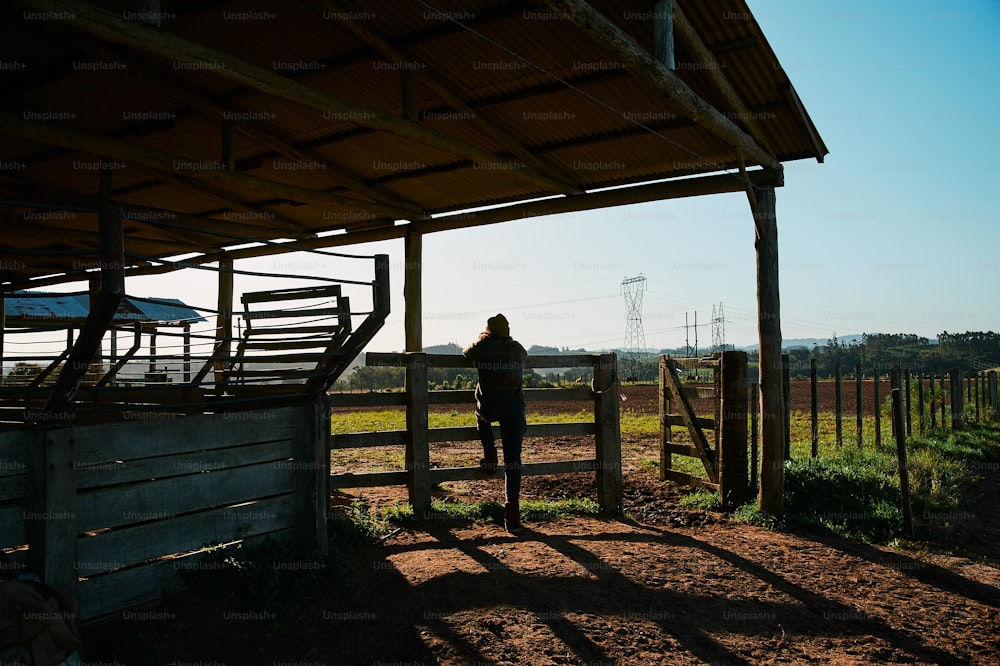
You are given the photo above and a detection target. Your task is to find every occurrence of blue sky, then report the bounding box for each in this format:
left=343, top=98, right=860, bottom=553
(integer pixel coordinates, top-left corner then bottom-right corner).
left=128, top=1, right=999, bottom=354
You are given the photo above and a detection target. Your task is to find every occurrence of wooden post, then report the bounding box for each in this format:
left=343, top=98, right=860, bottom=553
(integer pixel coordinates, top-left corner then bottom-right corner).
left=749, top=382, right=759, bottom=495
left=834, top=361, right=842, bottom=447
left=782, top=353, right=791, bottom=460
left=929, top=374, right=937, bottom=430
left=183, top=323, right=191, bottom=383
left=856, top=361, right=863, bottom=448
left=213, top=253, right=233, bottom=384
left=405, top=352, right=431, bottom=515
left=0, top=290, right=4, bottom=386
left=404, top=229, right=422, bottom=353
left=148, top=329, right=157, bottom=374
left=950, top=368, right=964, bottom=431
left=27, top=428, right=79, bottom=594
left=595, top=353, right=622, bottom=516
left=889, top=365, right=900, bottom=439
left=874, top=364, right=882, bottom=448
left=917, top=370, right=925, bottom=436
left=904, top=369, right=912, bottom=437
left=653, top=0, right=675, bottom=70
left=810, top=358, right=818, bottom=458
left=989, top=371, right=998, bottom=422
left=974, top=372, right=981, bottom=423
left=753, top=186, right=784, bottom=514
left=40, top=206, right=124, bottom=419
left=292, top=397, right=329, bottom=554
left=749, top=382, right=760, bottom=495
left=891, top=388, right=914, bottom=538
left=658, top=356, right=670, bottom=481
left=719, top=351, right=748, bottom=510
left=940, top=374, right=947, bottom=428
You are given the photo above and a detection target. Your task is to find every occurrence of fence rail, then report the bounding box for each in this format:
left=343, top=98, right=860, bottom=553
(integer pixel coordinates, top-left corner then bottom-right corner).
left=329, top=352, right=622, bottom=516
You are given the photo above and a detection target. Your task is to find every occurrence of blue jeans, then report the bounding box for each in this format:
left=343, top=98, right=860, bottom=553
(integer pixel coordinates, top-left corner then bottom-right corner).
left=476, top=401, right=526, bottom=503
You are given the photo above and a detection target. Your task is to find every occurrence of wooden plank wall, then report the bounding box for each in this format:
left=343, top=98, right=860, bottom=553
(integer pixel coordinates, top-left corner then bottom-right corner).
left=0, top=429, right=34, bottom=578
left=2, top=401, right=327, bottom=621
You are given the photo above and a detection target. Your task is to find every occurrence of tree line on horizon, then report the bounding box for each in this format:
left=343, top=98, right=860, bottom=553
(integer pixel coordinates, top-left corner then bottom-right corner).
left=334, top=330, right=1000, bottom=391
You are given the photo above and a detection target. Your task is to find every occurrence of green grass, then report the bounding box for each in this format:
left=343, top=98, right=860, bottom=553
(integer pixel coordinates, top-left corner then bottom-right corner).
left=332, top=407, right=660, bottom=435
left=756, top=419, right=1000, bottom=543
left=354, top=496, right=601, bottom=527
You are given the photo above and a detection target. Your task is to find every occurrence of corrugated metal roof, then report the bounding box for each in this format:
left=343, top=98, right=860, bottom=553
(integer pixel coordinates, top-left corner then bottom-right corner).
left=0, top=0, right=826, bottom=286
left=4, top=292, right=205, bottom=325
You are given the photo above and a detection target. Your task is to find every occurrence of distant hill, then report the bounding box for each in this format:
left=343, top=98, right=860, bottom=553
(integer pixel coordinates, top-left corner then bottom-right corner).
left=735, top=335, right=867, bottom=352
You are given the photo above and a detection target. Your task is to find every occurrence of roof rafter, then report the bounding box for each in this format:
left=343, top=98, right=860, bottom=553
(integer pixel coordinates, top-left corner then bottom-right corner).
left=672, top=2, right=774, bottom=154
left=17, top=0, right=576, bottom=197
left=313, top=0, right=583, bottom=193
left=534, top=0, right=781, bottom=171
left=0, top=113, right=420, bottom=221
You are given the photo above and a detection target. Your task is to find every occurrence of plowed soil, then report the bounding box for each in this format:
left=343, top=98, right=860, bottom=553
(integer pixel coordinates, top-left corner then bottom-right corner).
left=85, top=383, right=1000, bottom=665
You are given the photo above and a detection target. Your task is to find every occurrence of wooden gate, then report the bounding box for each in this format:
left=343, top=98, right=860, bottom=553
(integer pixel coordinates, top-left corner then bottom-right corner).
left=659, top=350, right=749, bottom=509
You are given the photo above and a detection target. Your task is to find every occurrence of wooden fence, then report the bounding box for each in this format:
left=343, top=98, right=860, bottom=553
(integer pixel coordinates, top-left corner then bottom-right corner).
left=659, top=351, right=750, bottom=510
left=795, top=360, right=998, bottom=455
left=0, top=399, right=329, bottom=620
left=329, top=352, right=622, bottom=516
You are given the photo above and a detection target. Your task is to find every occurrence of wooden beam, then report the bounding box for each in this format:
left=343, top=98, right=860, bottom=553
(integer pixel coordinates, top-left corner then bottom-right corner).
left=672, top=3, right=773, bottom=153
left=38, top=205, right=125, bottom=420
left=149, top=169, right=311, bottom=235
left=417, top=170, right=779, bottom=234
left=0, top=113, right=417, bottom=222
left=21, top=0, right=573, bottom=196
left=0, top=182, right=305, bottom=247
left=653, top=0, right=675, bottom=70
left=536, top=0, right=781, bottom=171
left=318, top=0, right=582, bottom=192
left=99, top=45, right=423, bottom=213
left=752, top=186, right=784, bottom=514
left=404, top=229, right=422, bottom=352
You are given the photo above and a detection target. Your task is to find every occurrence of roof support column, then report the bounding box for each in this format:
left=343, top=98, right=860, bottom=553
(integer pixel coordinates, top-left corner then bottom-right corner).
left=653, top=0, right=675, bottom=70
left=0, top=291, right=5, bottom=386
left=753, top=186, right=785, bottom=514
left=39, top=205, right=125, bottom=421
left=213, top=253, right=233, bottom=385
left=404, top=228, right=422, bottom=352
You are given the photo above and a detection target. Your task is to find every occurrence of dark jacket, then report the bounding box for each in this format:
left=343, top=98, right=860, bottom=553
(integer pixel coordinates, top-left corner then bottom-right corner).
left=463, top=333, right=528, bottom=405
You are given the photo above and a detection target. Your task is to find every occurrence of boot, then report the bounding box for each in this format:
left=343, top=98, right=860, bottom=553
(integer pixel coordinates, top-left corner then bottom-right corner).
left=479, top=447, right=498, bottom=473
left=504, top=501, right=522, bottom=532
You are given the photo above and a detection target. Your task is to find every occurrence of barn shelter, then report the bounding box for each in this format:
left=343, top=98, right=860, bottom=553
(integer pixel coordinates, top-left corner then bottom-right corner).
left=0, top=0, right=825, bottom=619
left=2, top=290, right=204, bottom=387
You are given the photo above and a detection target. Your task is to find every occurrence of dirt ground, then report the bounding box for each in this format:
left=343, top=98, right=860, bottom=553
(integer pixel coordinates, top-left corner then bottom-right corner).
left=84, top=383, right=1000, bottom=665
